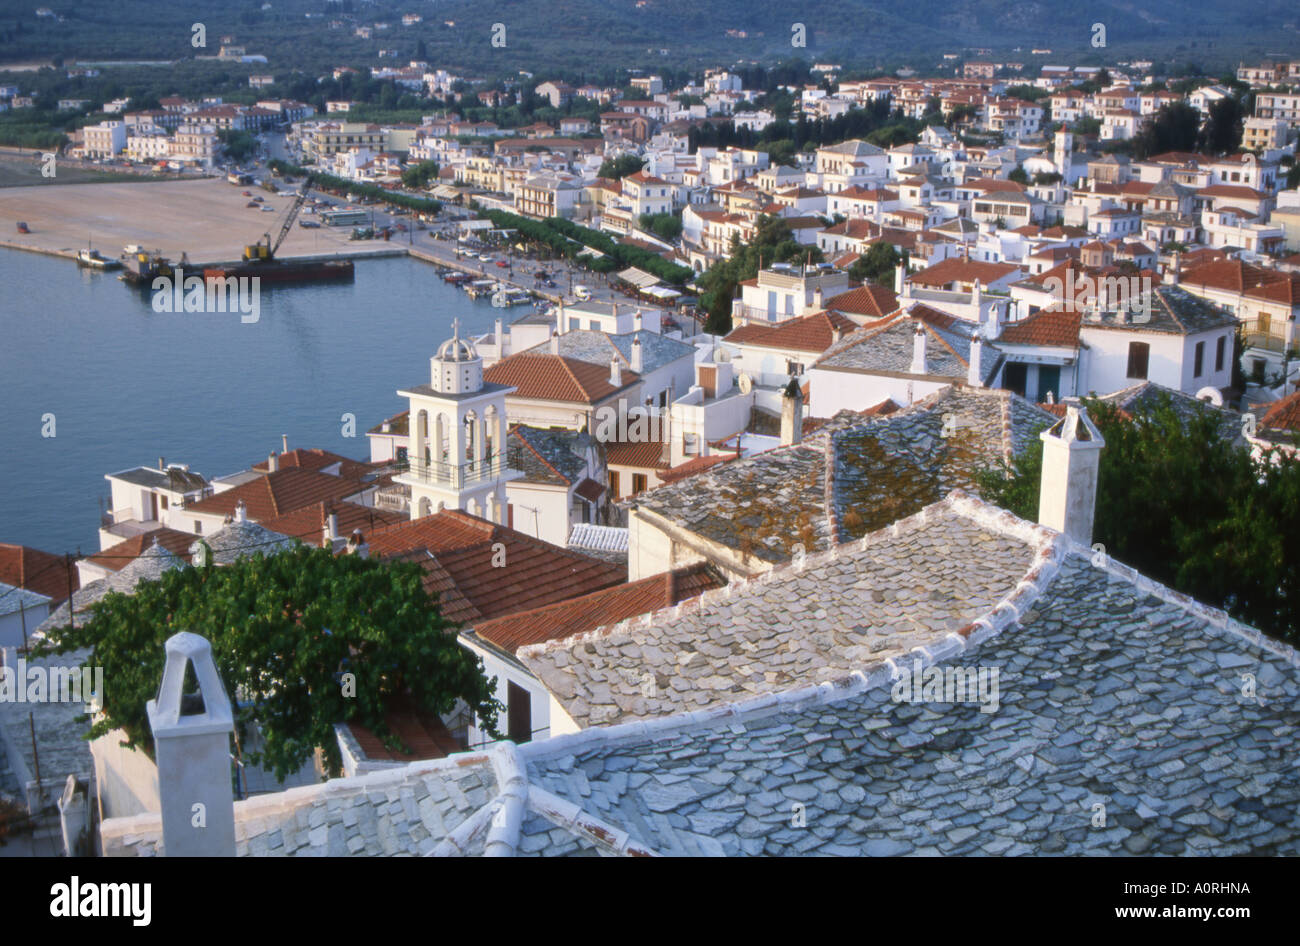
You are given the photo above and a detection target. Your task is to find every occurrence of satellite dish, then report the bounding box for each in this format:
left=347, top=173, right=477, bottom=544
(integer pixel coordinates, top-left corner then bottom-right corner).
left=738, top=373, right=752, bottom=394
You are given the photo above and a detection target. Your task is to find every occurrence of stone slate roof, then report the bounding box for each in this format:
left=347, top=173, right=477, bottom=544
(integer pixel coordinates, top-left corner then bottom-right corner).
left=633, top=386, right=1054, bottom=567
left=1078, top=285, right=1237, bottom=336
left=190, top=518, right=296, bottom=566
left=36, top=539, right=184, bottom=634
left=522, top=330, right=694, bottom=377
left=814, top=313, right=974, bottom=379
left=107, top=465, right=208, bottom=493
left=1084, top=383, right=1243, bottom=446
left=104, top=491, right=1300, bottom=856
left=508, top=425, right=591, bottom=487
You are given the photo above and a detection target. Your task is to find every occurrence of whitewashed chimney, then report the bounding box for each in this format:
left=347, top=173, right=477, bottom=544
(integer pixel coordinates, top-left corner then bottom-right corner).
left=281, top=434, right=289, bottom=454
left=1038, top=405, right=1106, bottom=545
left=780, top=377, right=803, bottom=446
left=346, top=528, right=369, bottom=559
left=610, top=356, right=623, bottom=387
left=325, top=508, right=339, bottom=547
left=894, top=261, right=906, bottom=294
left=634, top=309, right=643, bottom=332
left=910, top=324, right=927, bottom=375
left=630, top=336, right=643, bottom=373
left=813, top=285, right=824, bottom=311
left=550, top=331, right=560, bottom=354
left=234, top=500, right=248, bottom=523
left=146, top=632, right=236, bottom=857
left=267, top=451, right=278, bottom=473
left=967, top=335, right=983, bottom=387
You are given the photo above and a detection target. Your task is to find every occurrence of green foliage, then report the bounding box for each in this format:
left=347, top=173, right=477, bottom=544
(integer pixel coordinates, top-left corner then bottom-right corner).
left=976, top=395, right=1300, bottom=645
left=269, top=159, right=441, bottom=214
left=1198, top=96, right=1245, bottom=154
left=37, top=545, right=501, bottom=782
left=1132, top=102, right=1202, bottom=160
left=400, top=160, right=441, bottom=190
left=638, top=212, right=683, bottom=243
left=1008, top=167, right=1029, bottom=185
left=597, top=154, right=645, bottom=180
left=218, top=129, right=257, bottom=162
left=697, top=215, right=825, bottom=334
left=847, top=242, right=902, bottom=285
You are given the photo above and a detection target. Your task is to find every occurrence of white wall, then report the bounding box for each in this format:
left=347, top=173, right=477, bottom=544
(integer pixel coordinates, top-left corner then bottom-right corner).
left=0, top=601, right=50, bottom=649
left=505, top=481, right=572, bottom=545
left=462, top=639, right=556, bottom=746
left=90, top=726, right=161, bottom=819
left=808, top=368, right=948, bottom=417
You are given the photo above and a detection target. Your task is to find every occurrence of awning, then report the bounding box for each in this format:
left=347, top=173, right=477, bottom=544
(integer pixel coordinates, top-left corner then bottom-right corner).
left=617, top=266, right=659, bottom=288
left=642, top=285, right=681, bottom=300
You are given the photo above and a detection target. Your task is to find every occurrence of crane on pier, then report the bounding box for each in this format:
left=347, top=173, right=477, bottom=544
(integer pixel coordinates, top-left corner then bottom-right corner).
left=242, top=174, right=315, bottom=262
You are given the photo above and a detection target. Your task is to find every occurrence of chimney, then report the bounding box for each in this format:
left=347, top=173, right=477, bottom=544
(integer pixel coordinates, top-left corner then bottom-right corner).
left=634, top=309, right=643, bottom=332
left=1038, top=405, right=1106, bottom=545
left=813, top=285, right=824, bottom=311
left=267, top=451, right=279, bottom=473
left=967, top=335, right=983, bottom=387
left=894, top=261, right=906, bottom=294
left=630, top=336, right=643, bottom=373
left=158, top=456, right=165, bottom=471
left=780, top=377, right=803, bottom=446
left=910, top=323, right=928, bottom=375
left=325, top=506, right=339, bottom=547
left=146, top=632, right=236, bottom=857
left=610, top=355, right=622, bottom=387
left=234, top=500, right=248, bottom=523
left=281, top=434, right=289, bottom=454
left=494, top=316, right=503, bottom=342
left=550, top=331, right=560, bottom=354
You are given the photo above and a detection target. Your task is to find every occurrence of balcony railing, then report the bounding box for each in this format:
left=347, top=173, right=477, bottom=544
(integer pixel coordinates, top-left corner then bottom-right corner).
left=399, top=457, right=516, bottom=490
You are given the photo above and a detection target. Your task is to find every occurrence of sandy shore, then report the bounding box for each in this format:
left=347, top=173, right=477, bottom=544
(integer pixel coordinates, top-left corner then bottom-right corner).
left=0, top=176, right=406, bottom=264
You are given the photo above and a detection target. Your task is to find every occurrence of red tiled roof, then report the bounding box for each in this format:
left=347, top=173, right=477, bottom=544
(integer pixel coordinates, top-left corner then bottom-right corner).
left=659, top=452, right=738, bottom=485
left=1181, top=260, right=1300, bottom=306
left=346, top=698, right=464, bottom=762
left=0, top=543, right=80, bottom=604
left=184, top=468, right=365, bottom=521
left=606, top=439, right=671, bottom=470
left=726, top=310, right=859, bottom=353
left=909, top=257, right=1020, bottom=287
left=484, top=353, right=637, bottom=404
left=252, top=447, right=374, bottom=479
left=472, top=563, right=723, bottom=654
left=85, top=528, right=197, bottom=572
left=262, top=501, right=407, bottom=548
left=999, top=308, right=1083, bottom=348
left=1260, top=391, right=1300, bottom=432
left=824, top=284, right=900, bottom=319
left=367, top=510, right=626, bottom=622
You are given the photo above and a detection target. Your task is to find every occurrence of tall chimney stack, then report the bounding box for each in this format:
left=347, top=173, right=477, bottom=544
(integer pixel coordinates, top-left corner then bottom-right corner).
left=910, top=323, right=928, bottom=375
left=780, top=377, right=804, bottom=446
left=630, top=336, right=643, bottom=374
left=1038, top=405, right=1106, bottom=545
left=146, top=632, right=236, bottom=857
left=894, top=261, right=906, bottom=294
left=281, top=434, right=289, bottom=454
left=967, top=335, right=983, bottom=387
left=268, top=451, right=279, bottom=473
left=550, top=331, right=560, bottom=355
left=158, top=456, right=165, bottom=471
left=610, top=355, right=622, bottom=387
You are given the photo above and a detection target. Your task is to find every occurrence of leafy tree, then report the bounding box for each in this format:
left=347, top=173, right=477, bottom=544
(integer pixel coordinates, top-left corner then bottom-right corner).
left=597, top=154, right=645, bottom=179
left=1132, top=102, right=1202, bottom=160
left=38, top=545, right=501, bottom=781
left=218, top=129, right=257, bottom=162
left=401, top=159, right=441, bottom=190
left=638, top=212, right=683, bottom=243
left=1198, top=96, right=1244, bottom=154
left=976, top=394, right=1300, bottom=645
left=697, top=215, right=824, bottom=334
left=848, top=242, right=902, bottom=285
left=1008, top=167, right=1030, bottom=185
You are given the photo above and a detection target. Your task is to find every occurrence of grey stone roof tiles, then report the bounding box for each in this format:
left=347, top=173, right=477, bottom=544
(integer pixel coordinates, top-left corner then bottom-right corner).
left=509, top=425, right=591, bottom=486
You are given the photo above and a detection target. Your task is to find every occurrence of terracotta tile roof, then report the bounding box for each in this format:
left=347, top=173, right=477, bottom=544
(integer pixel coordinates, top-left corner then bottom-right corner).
left=1181, top=260, right=1300, bottom=307
left=367, top=510, right=626, bottom=622
left=184, top=468, right=365, bottom=521
left=346, top=697, right=464, bottom=762
left=909, top=257, right=1020, bottom=288
left=998, top=308, right=1083, bottom=348
left=261, top=501, right=407, bottom=548
left=471, top=563, right=724, bottom=654
left=821, top=284, right=899, bottom=319
left=252, top=448, right=375, bottom=480
left=725, top=310, right=859, bottom=353
left=484, top=353, right=638, bottom=404
left=606, top=438, right=670, bottom=470
left=1196, top=184, right=1268, bottom=200
left=0, top=543, right=80, bottom=604
left=85, top=528, right=198, bottom=572
left=367, top=410, right=409, bottom=437
left=1260, top=391, right=1300, bottom=433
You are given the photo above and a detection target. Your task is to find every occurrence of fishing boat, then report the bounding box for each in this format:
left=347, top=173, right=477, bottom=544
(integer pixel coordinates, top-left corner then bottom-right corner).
left=77, top=248, right=123, bottom=271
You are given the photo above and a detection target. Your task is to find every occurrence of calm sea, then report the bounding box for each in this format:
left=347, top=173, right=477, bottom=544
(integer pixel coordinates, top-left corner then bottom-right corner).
left=0, top=251, right=508, bottom=554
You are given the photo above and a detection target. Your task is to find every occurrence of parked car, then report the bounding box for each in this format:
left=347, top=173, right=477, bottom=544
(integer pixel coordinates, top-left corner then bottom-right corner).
left=299, top=220, right=321, bottom=229
left=495, top=260, right=509, bottom=268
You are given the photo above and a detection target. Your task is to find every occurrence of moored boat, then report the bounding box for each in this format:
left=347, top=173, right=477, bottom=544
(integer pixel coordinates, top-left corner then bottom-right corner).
left=77, top=248, right=123, bottom=271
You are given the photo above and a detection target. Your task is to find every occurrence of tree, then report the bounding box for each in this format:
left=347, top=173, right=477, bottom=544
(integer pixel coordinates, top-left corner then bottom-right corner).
left=848, top=242, right=901, bottom=285
left=1199, top=96, right=1245, bottom=154
left=37, top=545, right=501, bottom=781
left=597, top=154, right=645, bottom=179
left=976, top=394, right=1300, bottom=645
left=1132, top=102, right=1201, bottom=160
left=696, top=215, right=824, bottom=334
left=218, top=129, right=258, bottom=162
left=638, top=212, right=682, bottom=242
left=401, top=159, right=440, bottom=190
left=1008, top=167, right=1030, bottom=185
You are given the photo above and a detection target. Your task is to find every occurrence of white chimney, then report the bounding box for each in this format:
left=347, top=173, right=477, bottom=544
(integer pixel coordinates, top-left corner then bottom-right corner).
left=494, top=317, right=503, bottom=342
left=281, top=434, right=289, bottom=454
left=1038, top=405, right=1106, bottom=545
left=630, top=336, right=643, bottom=373
left=325, top=508, right=339, bottom=546
left=234, top=500, right=248, bottom=523
left=267, top=451, right=279, bottom=473
left=780, top=377, right=803, bottom=445
left=346, top=529, right=369, bottom=559
left=910, top=324, right=928, bottom=375
left=146, top=632, right=236, bottom=857
left=967, top=335, right=983, bottom=387
left=610, top=356, right=623, bottom=387
left=813, top=285, right=824, bottom=311
left=894, top=261, right=906, bottom=294
left=634, top=309, right=643, bottom=332
left=550, top=331, right=560, bottom=354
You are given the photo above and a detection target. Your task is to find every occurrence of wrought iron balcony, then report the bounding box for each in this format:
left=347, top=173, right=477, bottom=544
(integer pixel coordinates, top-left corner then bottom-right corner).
left=398, top=456, right=517, bottom=490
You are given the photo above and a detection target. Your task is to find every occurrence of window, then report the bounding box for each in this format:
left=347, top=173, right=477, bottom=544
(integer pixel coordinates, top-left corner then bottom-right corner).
left=1194, top=341, right=1204, bottom=378
left=1126, top=342, right=1150, bottom=380
left=159, top=496, right=168, bottom=510
left=608, top=470, right=620, bottom=496
left=787, top=360, right=805, bottom=376
left=1215, top=336, right=1226, bottom=373
left=194, top=520, right=203, bottom=534
left=507, top=681, right=532, bottom=744
left=632, top=473, right=648, bottom=494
